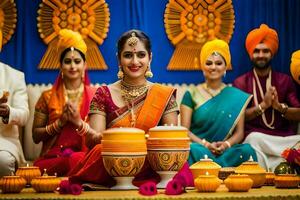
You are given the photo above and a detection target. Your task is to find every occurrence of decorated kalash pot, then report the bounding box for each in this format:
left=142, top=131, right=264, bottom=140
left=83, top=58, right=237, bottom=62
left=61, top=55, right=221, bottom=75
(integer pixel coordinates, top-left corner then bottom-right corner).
left=190, top=155, right=221, bottom=180
left=102, top=127, right=147, bottom=190
left=16, top=163, right=41, bottom=186
left=235, top=156, right=266, bottom=188
left=0, top=172, right=26, bottom=193
left=31, top=169, right=61, bottom=193
left=147, top=125, right=190, bottom=188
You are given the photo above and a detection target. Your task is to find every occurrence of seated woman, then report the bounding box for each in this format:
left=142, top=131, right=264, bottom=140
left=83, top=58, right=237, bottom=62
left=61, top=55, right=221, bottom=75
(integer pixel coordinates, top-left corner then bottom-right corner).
left=32, top=29, right=96, bottom=176
left=68, top=29, right=180, bottom=187
left=180, top=39, right=257, bottom=167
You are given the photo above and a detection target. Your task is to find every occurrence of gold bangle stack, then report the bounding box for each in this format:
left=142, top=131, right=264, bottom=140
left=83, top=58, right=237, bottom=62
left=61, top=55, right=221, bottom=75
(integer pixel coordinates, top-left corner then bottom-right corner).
left=255, top=104, right=264, bottom=116
left=76, top=121, right=90, bottom=136
left=45, top=119, right=62, bottom=136
left=279, top=103, right=288, bottom=117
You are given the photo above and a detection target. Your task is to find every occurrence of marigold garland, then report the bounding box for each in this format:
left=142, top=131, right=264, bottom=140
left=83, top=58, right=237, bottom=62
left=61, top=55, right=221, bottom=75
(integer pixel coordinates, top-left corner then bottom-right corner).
left=37, top=0, right=110, bottom=70
left=164, top=0, right=235, bottom=70
left=0, top=0, right=17, bottom=52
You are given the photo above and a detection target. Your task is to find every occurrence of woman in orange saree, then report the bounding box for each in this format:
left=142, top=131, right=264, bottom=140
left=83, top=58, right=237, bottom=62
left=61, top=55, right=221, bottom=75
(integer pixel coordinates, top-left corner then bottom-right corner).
left=32, top=29, right=96, bottom=176
left=68, top=30, right=180, bottom=187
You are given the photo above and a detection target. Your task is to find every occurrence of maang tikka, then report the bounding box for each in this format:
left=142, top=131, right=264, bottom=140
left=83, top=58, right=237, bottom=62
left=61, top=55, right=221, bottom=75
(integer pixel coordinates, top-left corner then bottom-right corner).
left=127, top=32, right=139, bottom=47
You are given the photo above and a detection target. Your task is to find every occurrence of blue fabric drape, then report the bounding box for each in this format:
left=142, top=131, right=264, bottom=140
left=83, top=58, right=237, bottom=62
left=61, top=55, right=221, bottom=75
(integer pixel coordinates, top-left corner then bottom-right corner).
left=0, top=0, right=299, bottom=87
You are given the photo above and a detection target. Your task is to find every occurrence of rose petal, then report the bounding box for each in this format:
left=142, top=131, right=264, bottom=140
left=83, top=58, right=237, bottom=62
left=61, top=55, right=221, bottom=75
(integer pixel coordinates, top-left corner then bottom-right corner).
left=58, top=180, right=71, bottom=194
left=139, top=181, right=157, bottom=196
left=62, top=148, right=74, bottom=157
left=70, top=184, right=82, bottom=195
left=165, top=179, right=184, bottom=195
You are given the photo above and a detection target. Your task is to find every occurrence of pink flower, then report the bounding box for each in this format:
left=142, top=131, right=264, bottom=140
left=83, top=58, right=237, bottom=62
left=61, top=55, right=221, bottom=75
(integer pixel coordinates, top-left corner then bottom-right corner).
left=70, top=184, right=82, bottom=195
left=58, top=180, right=71, bottom=194
left=165, top=179, right=184, bottom=195
left=139, top=181, right=157, bottom=196
left=62, top=148, right=74, bottom=157
left=173, top=163, right=194, bottom=187
left=287, top=149, right=300, bottom=163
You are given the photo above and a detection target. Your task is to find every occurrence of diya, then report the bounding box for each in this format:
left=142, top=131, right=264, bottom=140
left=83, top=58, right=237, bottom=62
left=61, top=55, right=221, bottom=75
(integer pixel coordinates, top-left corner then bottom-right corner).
left=102, top=127, right=147, bottom=190
left=16, top=163, right=41, bottom=186
left=0, top=173, right=26, bottom=193
left=224, top=174, right=253, bottom=192
left=235, top=156, right=266, bottom=188
left=31, top=169, right=61, bottom=193
left=147, top=125, right=190, bottom=188
left=194, top=171, right=222, bottom=192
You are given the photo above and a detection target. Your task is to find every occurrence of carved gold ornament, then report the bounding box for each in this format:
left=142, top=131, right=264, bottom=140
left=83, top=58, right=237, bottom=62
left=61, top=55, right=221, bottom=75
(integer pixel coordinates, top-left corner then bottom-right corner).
left=164, top=0, right=235, bottom=70
left=0, top=0, right=17, bottom=52
left=37, top=0, right=110, bottom=70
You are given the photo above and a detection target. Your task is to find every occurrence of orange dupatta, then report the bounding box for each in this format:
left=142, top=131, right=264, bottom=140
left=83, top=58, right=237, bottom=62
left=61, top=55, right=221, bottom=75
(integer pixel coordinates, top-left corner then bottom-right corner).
left=111, top=84, right=176, bottom=131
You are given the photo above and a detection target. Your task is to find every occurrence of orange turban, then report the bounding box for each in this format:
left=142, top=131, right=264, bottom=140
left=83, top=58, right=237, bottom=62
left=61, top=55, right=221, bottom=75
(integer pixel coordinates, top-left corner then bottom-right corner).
left=290, top=50, right=300, bottom=85
left=245, top=24, right=279, bottom=59
left=57, top=29, right=87, bottom=55
left=200, top=39, right=231, bottom=69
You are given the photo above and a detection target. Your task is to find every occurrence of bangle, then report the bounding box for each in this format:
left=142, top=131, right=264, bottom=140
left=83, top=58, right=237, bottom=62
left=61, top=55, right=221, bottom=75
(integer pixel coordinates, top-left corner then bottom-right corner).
left=255, top=104, right=264, bottom=116
left=202, top=139, right=209, bottom=147
left=224, top=140, right=231, bottom=148
left=280, top=103, right=288, bottom=117
left=76, top=120, right=90, bottom=136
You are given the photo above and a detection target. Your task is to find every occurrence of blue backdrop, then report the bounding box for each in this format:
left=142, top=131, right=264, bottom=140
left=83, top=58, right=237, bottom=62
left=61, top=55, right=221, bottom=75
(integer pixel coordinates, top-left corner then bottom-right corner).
left=0, top=0, right=300, bottom=85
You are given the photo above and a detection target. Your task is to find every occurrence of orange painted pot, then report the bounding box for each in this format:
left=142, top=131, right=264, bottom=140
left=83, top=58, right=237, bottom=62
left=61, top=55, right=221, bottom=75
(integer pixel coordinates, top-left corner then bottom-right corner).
left=101, top=127, right=147, bottom=177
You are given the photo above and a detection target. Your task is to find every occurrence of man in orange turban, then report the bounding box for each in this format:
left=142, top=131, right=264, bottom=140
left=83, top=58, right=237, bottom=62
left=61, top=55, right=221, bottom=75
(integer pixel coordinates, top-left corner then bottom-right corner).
left=233, top=24, right=300, bottom=172
left=245, top=24, right=279, bottom=59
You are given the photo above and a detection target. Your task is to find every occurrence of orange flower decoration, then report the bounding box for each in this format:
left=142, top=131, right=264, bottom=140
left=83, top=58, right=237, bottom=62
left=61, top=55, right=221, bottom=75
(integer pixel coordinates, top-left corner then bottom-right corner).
left=37, top=0, right=110, bottom=70
left=0, top=0, right=17, bottom=52
left=164, top=0, right=235, bottom=70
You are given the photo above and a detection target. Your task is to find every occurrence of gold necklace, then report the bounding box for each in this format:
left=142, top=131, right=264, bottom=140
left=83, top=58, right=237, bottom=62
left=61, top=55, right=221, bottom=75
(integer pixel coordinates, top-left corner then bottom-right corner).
left=120, top=80, right=149, bottom=103
left=202, top=83, right=225, bottom=97
left=63, top=83, right=84, bottom=105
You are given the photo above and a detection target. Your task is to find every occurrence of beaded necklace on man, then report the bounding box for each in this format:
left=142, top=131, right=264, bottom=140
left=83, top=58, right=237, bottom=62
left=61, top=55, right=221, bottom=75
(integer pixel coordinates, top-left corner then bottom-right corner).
left=120, top=80, right=149, bottom=127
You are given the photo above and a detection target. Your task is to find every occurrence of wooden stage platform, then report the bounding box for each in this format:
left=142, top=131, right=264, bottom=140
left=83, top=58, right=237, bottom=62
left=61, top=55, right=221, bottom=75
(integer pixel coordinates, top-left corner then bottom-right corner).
left=0, top=185, right=300, bottom=200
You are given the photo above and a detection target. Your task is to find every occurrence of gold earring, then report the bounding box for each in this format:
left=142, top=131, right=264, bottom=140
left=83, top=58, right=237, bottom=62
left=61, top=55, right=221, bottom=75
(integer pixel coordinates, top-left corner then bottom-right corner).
left=117, top=66, right=124, bottom=79
left=61, top=71, right=64, bottom=79
left=82, top=72, right=85, bottom=81
left=145, top=64, right=153, bottom=78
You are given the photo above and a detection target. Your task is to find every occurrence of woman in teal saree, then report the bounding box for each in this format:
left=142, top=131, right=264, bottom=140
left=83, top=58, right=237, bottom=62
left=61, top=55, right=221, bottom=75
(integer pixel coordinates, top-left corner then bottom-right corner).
left=180, top=39, right=257, bottom=167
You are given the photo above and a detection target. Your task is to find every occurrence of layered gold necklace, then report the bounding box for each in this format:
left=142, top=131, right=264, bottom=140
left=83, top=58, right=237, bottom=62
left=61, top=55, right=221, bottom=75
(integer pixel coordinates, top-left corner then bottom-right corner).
left=202, top=82, right=226, bottom=97
left=120, top=80, right=149, bottom=103
left=120, top=80, right=149, bottom=127
left=63, top=83, right=84, bottom=107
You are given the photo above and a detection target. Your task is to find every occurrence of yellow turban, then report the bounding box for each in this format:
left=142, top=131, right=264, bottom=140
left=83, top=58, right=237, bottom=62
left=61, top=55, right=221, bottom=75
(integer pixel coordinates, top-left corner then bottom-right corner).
left=200, top=39, right=231, bottom=69
left=57, top=29, right=87, bottom=55
left=290, top=50, right=300, bottom=85
left=245, top=24, right=279, bottom=59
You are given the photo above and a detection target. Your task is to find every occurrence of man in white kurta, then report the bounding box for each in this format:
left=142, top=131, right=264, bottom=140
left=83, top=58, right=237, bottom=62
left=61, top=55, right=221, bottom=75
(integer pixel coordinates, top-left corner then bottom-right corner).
left=0, top=62, right=29, bottom=177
